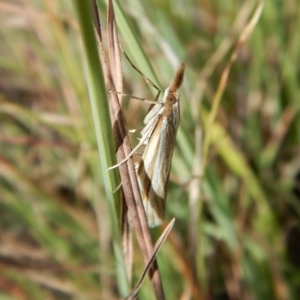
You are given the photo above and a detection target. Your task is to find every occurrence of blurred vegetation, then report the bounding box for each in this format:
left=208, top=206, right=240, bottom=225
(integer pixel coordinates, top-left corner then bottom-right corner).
left=0, top=0, right=300, bottom=299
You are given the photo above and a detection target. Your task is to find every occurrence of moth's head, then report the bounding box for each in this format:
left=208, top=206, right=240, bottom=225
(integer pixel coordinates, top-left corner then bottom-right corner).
left=169, top=62, right=185, bottom=94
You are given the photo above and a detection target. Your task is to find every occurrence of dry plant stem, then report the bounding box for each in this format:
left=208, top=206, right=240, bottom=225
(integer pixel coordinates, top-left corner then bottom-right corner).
left=121, top=191, right=132, bottom=283
left=188, top=125, right=203, bottom=299
left=199, top=0, right=257, bottom=81
left=125, top=219, right=175, bottom=300
left=166, top=230, right=199, bottom=299
left=107, top=2, right=122, bottom=94
left=106, top=0, right=131, bottom=285
left=201, top=2, right=264, bottom=177
left=194, top=0, right=258, bottom=123
left=91, top=0, right=165, bottom=298
left=187, top=3, right=263, bottom=297
left=187, top=77, right=205, bottom=299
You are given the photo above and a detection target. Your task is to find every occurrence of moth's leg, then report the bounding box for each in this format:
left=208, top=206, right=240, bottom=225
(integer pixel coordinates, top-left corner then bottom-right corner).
left=112, top=182, right=122, bottom=193
left=128, top=128, right=142, bottom=133
left=107, top=130, right=149, bottom=170
left=128, top=129, right=143, bottom=155
left=119, top=44, right=161, bottom=102
left=108, top=117, right=157, bottom=170
left=108, top=90, right=158, bottom=105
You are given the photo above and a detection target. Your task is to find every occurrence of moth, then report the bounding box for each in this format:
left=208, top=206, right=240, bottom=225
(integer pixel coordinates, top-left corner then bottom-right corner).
left=136, top=63, right=185, bottom=227
left=109, top=62, right=185, bottom=227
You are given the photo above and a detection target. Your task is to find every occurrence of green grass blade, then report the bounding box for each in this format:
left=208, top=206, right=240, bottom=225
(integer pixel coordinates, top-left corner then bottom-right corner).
left=73, top=1, right=129, bottom=295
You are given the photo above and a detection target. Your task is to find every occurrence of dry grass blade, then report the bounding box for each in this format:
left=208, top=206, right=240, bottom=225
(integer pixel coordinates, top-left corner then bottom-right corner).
left=261, top=104, right=297, bottom=168
left=125, top=219, right=176, bottom=300
left=91, top=0, right=165, bottom=298
left=107, top=0, right=122, bottom=94
left=187, top=125, right=203, bottom=300
left=187, top=3, right=264, bottom=296
left=121, top=194, right=133, bottom=283
left=199, top=0, right=257, bottom=81
left=90, top=0, right=102, bottom=41
left=107, top=0, right=132, bottom=283
left=201, top=2, right=264, bottom=175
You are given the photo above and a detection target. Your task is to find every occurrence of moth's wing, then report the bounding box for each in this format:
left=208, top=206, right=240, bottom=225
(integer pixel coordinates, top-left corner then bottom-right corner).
left=137, top=115, right=178, bottom=227
left=140, top=112, right=161, bottom=147
left=137, top=120, right=164, bottom=227
left=144, top=104, right=163, bottom=124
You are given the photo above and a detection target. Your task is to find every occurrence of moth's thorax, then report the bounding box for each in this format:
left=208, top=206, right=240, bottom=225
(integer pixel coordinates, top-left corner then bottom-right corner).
left=166, top=93, right=178, bottom=107
left=162, top=101, right=180, bottom=131
left=163, top=87, right=180, bottom=107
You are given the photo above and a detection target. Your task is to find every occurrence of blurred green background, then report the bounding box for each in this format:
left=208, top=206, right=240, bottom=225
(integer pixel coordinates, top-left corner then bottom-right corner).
left=0, top=0, right=300, bottom=299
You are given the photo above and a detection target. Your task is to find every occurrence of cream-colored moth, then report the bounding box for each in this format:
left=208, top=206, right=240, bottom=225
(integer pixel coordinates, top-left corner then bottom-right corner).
left=136, top=63, right=185, bottom=227
left=109, top=61, right=185, bottom=227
